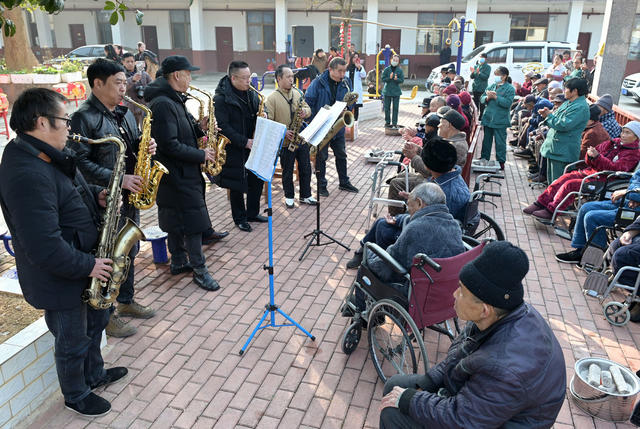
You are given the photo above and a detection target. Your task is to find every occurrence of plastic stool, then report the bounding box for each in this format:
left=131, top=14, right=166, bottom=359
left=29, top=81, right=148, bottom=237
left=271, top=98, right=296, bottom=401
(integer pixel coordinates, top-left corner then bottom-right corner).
left=142, top=226, right=169, bottom=264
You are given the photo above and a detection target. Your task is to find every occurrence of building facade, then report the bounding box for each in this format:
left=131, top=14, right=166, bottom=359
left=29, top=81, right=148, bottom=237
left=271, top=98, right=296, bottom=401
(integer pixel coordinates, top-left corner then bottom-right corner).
left=9, top=0, right=640, bottom=76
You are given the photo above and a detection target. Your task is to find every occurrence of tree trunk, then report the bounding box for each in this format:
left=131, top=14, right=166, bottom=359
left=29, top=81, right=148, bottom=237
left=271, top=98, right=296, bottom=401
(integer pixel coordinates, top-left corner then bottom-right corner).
left=2, top=8, right=38, bottom=71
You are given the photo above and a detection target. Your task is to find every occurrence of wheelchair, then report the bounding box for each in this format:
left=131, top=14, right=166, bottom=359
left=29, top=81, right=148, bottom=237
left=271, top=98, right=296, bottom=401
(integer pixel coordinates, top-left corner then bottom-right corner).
left=461, top=173, right=505, bottom=241
left=366, top=151, right=408, bottom=230
left=340, top=240, right=487, bottom=382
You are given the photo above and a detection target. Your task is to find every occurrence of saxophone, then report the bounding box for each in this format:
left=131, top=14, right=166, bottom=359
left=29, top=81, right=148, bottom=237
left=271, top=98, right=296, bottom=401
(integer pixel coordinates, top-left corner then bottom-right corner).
left=68, top=134, right=146, bottom=310
left=188, top=85, right=231, bottom=176
left=249, top=84, right=266, bottom=117
left=123, top=95, right=169, bottom=210
left=311, top=82, right=358, bottom=155
left=286, top=87, right=307, bottom=152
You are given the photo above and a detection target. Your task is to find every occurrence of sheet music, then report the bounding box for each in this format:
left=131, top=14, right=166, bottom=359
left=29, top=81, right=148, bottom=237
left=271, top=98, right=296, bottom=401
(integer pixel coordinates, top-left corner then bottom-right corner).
left=299, top=101, right=347, bottom=148
left=245, top=117, right=287, bottom=182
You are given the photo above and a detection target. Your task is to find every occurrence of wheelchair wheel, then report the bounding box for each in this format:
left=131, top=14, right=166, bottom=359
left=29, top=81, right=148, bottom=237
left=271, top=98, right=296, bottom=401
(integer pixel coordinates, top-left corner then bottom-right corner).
left=603, top=301, right=631, bottom=327
left=342, top=321, right=363, bottom=355
left=367, top=299, right=428, bottom=383
left=471, top=212, right=505, bottom=241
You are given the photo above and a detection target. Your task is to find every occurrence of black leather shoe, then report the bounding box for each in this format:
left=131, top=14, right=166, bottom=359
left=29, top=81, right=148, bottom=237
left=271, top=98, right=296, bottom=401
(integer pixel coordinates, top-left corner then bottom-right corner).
left=170, top=262, right=192, bottom=275
left=193, top=268, right=221, bottom=291
left=65, top=392, right=111, bottom=417
left=318, top=187, right=329, bottom=197
left=236, top=222, right=252, bottom=232
left=202, top=230, right=229, bottom=245
left=339, top=182, right=359, bottom=193
left=90, top=367, right=128, bottom=390
left=248, top=215, right=268, bottom=223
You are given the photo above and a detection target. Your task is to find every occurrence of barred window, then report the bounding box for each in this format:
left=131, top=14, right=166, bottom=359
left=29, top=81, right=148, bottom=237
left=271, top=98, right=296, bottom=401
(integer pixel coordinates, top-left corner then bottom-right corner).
left=509, top=14, right=548, bottom=41
left=96, top=11, right=113, bottom=45
left=170, top=10, right=191, bottom=49
left=416, top=12, right=454, bottom=55
left=248, top=11, right=275, bottom=51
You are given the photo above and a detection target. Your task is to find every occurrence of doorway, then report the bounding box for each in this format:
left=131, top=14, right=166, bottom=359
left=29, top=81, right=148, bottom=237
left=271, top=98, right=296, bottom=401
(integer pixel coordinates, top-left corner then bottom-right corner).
left=216, top=27, right=234, bottom=72
left=577, top=32, right=592, bottom=57
left=141, top=26, right=159, bottom=54
left=69, top=24, right=86, bottom=48
left=381, top=29, right=401, bottom=53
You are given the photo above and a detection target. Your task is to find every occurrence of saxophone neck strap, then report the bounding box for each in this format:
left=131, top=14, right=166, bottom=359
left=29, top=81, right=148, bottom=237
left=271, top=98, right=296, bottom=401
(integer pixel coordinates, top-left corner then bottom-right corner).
left=15, top=137, right=52, bottom=163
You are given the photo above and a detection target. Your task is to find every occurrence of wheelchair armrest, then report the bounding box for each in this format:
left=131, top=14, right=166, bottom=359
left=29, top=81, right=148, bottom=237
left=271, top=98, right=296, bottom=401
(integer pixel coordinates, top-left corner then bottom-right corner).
left=564, top=160, right=587, bottom=173
left=385, top=161, right=404, bottom=167
left=364, top=242, right=408, bottom=276
left=394, top=150, right=403, bottom=155
left=415, top=253, right=442, bottom=272
left=606, top=171, right=633, bottom=181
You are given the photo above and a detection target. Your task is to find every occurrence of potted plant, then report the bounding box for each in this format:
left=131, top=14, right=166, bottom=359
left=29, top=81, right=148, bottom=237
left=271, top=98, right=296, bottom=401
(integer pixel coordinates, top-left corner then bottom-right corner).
left=0, top=59, right=9, bottom=84
left=9, top=69, right=34, bottom=84
left=32, top=65, right=61, bottom=84
left=60, top=60, right=83, bottom=82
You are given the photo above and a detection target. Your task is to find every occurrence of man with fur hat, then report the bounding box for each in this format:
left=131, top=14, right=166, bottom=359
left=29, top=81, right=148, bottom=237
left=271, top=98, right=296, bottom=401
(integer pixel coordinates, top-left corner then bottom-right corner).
left=380, top=241, right=566, bottom=428
left=596, top=94, right=622, bottom=139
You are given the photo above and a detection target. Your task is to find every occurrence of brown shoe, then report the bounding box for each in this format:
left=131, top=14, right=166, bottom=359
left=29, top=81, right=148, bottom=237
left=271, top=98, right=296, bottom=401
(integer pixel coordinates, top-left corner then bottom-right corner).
left=105, top=313, right=137, bottom=338
left=531, top=208, right=553, bottom=220
left=117, top=301, right=156, bottom=319
left=523, top=201, right=543, bottom=215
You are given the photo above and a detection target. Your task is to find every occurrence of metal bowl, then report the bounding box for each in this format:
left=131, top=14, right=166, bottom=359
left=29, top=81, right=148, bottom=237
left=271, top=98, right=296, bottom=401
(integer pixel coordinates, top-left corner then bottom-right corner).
left=570, top=357, right=640, bottom=422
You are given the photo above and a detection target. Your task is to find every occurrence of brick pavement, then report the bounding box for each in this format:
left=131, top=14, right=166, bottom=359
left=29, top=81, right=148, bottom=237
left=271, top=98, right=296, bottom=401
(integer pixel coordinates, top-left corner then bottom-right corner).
left=17, top=101, right=640, bottom=428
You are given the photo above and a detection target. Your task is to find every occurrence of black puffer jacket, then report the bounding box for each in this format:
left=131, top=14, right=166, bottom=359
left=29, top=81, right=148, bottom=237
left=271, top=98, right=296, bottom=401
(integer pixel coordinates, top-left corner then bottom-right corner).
left=144, top=77, right=211, bottom=235
left=0, top=134, right=101, bottom=310
left=69, top=94, right=140, bottom=187
left=213, top=75, right=261, bottom=193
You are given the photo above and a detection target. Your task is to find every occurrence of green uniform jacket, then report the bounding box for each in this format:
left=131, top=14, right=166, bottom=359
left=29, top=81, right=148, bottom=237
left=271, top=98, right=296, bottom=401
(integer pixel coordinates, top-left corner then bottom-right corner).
left=480, top=81, right=515, bottom=128
left=540, top=96, right=590, bottom=163
left=470, top=62, right=491, bottom=93
left=563, top=68, right=585, bottom=82
left=381, top=65, right=404, bottom=97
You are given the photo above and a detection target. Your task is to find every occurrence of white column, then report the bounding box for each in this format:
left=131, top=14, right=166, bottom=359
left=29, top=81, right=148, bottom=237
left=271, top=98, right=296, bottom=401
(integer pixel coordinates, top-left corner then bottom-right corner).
left=365, top=0, right=379, bottom=55
left=565, top=0, right=584, bottom=45
left=462, top=0, right=478, bottom=57
left=189, top=0, right=205, bottom=51
left=111, top=21, right=122, bottom=46
left=34, top=10, right=53, bottom=47
left=275, top=0, right=287, bottom=54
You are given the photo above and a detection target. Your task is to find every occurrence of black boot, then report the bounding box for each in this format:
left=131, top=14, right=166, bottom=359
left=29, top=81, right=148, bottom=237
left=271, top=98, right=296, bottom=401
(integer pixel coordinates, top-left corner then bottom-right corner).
left=346, top=248, right=363, bottom=269
left=193, top=267, right=221, bottom=291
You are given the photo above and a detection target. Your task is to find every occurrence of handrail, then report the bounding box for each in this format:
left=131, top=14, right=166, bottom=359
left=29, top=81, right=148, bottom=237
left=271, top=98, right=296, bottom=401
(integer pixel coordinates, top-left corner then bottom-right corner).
left=250, top=67, right=311, bottom=91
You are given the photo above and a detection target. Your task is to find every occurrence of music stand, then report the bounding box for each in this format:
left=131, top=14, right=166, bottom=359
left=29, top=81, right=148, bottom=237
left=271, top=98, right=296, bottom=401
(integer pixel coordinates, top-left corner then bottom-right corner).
left=239, top=119, right=315, bottom=355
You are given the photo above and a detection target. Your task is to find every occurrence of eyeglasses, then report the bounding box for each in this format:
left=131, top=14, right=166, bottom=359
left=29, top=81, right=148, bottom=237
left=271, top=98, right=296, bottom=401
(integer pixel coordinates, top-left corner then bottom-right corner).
left=48, top=116, right=71, bottom=128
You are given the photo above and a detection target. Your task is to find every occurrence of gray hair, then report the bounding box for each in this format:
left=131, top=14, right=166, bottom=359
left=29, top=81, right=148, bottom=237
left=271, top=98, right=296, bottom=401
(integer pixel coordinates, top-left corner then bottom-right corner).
left=410, top=182, right=446, bottom=206
left=431, top=96, right=446, bottom=108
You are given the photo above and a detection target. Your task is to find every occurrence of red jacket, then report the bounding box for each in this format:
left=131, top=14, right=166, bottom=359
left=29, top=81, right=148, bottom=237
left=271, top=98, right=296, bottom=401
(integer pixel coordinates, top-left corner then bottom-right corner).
left=580, top=121, right=610, bottom=158
left=584, top=137, right=640, bottom=173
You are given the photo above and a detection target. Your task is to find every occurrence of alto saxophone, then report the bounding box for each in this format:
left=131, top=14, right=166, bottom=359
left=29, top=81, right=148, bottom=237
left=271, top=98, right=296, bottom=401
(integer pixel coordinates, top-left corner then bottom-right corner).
left=188, top=85, right=231, bottom=176
left=311, top=82, right=358, bottom=155
left=286, top=87, right=307, bottom=152
left=68, top=134, right=146, bottom=310
left=249, top=84, right=266, bottom=117
left=123, top=95, right=169, bottom=210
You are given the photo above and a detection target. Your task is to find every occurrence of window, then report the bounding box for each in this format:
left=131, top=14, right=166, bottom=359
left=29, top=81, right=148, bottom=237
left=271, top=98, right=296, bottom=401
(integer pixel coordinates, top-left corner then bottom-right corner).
left=170, top=10, right=191, bottom=49
left=330, top=12, right=363, bottom=52
left=416, top=12, right=454, bottom=54
left=247, top=11, right=275, bottom=51
left=475, top=31, right=493, bottom=47
left=486, top=48, right=507, bottom=64
left=629, top=15, right=640, bottom=60
left=96, top=11, right=113, bottom=45
left=513, top=47, right=542, bottom=63
left=510, top=14, right=548, bottom=41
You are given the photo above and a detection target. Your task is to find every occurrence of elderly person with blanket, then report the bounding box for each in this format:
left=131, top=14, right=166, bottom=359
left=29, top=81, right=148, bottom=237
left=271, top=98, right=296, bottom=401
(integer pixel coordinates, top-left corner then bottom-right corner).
left=523, top=121, right=640, bottom=221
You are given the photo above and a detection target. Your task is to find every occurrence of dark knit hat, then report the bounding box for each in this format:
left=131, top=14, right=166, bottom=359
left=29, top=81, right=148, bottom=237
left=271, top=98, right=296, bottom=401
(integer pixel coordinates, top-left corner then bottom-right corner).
left=459, top=241, right=529, bottom=311
left=440, top=109, right=466, bottom=131
left=421, top=136, right=457, bottom=173
left=589, top=104, right=601, bottom=121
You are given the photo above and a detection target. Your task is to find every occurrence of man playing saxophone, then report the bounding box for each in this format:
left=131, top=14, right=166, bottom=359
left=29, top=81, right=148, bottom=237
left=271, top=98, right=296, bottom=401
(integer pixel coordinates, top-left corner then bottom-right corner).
left=214, top=60, right=265, bottom=232
left=265, top=65, right=315, bottom=209
left=69, top=58, right=157, bottom=338
left=0, top=88, right=126, bottom=416
left=144, top=55, right=221, bottom=292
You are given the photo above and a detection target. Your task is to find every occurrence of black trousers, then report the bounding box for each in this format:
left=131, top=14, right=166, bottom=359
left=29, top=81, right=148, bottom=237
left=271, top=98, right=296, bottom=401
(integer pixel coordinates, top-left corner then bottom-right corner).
left=229, top=171, right=264, bottom=224
left=168, top=231, right=205, bottom=269
left=473, top=91, right=485, bottom=120
left=315, top=135, right=349, bottom=189
left=280, top=145, right=312, bottom=199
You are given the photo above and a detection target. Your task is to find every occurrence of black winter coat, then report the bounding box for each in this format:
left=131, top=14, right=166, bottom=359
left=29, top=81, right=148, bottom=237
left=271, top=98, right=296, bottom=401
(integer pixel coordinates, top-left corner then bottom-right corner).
left=144, top=77, right=211, bottom=235
left=213, top=76, right=261, bottom=193
left=0, top=134, right=101, bottom=310
left=69, top=94, right=140, bottom=187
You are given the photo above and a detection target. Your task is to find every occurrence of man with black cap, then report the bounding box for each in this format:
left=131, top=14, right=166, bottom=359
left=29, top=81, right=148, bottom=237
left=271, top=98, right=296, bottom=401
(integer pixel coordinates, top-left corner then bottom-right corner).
left=144, top=55, right=221, bottom=292
left=532, top=77, right=549, bottom=100
left=380, top=241, right=566, bottom=429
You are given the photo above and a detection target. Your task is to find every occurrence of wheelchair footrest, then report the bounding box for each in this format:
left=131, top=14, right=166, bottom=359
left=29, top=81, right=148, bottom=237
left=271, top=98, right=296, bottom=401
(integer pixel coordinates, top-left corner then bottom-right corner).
left=553, top=227, right=572, bottom=241
left=582, top=271, right=609, bottom=298
left=581, top=246, right=605, bottom=272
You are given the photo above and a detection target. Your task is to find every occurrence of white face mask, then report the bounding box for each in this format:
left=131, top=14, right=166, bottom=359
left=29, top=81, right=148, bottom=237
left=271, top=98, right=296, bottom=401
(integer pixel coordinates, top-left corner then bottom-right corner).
left=391, top=61, right=399, bottom=67
left=494, top=75, right=502, bottom=84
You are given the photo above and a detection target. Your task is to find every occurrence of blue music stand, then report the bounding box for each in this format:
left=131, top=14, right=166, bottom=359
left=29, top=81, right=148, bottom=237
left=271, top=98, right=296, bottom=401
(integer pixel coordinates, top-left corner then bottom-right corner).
left=239, top=127, right=315, bottom=355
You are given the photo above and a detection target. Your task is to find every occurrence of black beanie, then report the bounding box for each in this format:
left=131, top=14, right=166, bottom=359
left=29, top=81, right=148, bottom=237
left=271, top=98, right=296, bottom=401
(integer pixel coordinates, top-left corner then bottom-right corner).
left=459, top=241, right=529, bottom=311
left=589, top=104, right=601, bottom=122
left=422, top=136, right=457, bottom=173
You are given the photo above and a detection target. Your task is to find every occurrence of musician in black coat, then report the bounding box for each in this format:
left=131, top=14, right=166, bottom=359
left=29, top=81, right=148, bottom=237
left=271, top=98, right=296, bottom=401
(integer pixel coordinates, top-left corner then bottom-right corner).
left=0, top=88, right=126, bottom=416
left=213, top=60, right=265, bottom=232
left=145, top=55, right=220, bottom=292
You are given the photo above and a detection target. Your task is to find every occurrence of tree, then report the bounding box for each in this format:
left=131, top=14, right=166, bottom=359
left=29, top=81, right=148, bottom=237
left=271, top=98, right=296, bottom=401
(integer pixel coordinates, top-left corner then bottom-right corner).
left=306, top=0, right=356, bottom=53
left=0, top=0, right=144, bottom=70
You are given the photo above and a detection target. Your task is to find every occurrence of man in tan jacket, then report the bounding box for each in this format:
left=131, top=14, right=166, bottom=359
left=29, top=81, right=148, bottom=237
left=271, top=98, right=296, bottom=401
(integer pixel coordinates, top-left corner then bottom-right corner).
left=265, top=65, right=316, bottom=208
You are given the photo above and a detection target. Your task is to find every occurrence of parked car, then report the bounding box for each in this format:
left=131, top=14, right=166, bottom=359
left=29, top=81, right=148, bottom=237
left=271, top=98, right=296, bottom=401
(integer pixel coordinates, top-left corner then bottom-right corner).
left=48, top=44, right=136, bottom=65
left=628, top=86, right=640, bottom=104
left=621, top=73, right=640, bottom=97
left=426, top=40, right=576, bottom=91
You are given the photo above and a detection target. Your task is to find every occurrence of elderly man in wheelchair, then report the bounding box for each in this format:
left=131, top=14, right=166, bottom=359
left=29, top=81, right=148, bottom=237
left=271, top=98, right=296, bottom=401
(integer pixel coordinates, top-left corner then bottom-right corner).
left=341, top=182, right=466, bottom=322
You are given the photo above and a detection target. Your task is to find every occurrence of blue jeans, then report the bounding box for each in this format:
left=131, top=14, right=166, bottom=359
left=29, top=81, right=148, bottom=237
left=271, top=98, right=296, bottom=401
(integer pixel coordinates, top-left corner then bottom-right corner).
left=571, top=200, right=619, bottom=249
left=610, top=235, right=640, bottom=286
left=360, top=217, right=404, bottom=250
left=44, top=304, right=109, bottom=403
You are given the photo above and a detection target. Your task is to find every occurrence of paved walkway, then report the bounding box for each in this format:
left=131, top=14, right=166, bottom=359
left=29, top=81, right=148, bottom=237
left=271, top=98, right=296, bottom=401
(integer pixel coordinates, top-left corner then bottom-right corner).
left=16, top=100, right=640, bottom=429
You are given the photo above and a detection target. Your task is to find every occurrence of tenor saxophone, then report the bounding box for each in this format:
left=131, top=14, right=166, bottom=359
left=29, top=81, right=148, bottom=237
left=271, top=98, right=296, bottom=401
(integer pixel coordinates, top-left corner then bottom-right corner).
left=286, top=87, right=307, bottom=152
left=68, top=134, right=146, bottom=310
left=123, top=95, right=169, bottom=210
left=188, top=85, right=231, bottom=176
left=249, top=84, right=266, bottom=117
left=311, top=82, right=358, bottom=155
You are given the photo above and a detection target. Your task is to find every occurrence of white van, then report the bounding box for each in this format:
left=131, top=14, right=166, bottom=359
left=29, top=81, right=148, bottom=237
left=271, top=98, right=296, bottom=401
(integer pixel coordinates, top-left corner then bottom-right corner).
left=427, top=40, right=577, bottom=90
